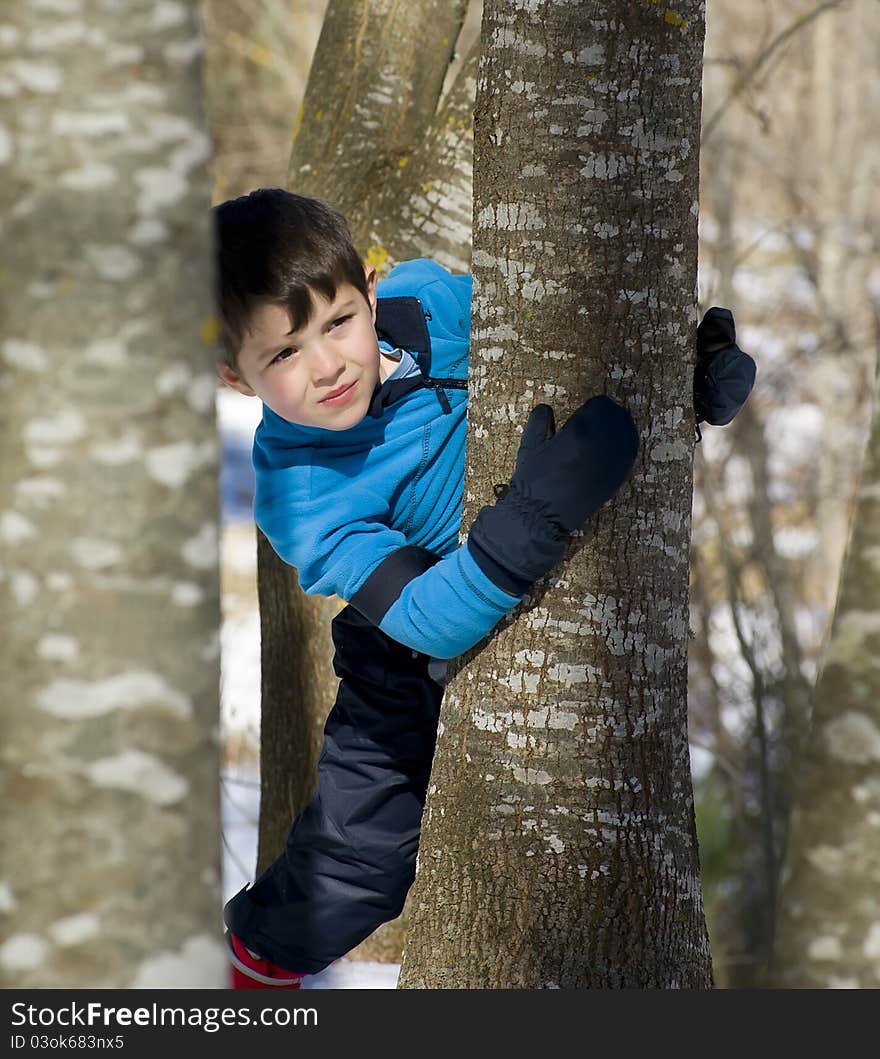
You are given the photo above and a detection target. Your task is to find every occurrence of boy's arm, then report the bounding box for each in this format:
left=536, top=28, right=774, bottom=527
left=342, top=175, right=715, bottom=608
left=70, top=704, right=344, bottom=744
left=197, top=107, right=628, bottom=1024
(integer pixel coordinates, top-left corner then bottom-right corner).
left=694, top=307, right=756, bottom=426
left=258, top=396, right=639, bottom=660
left=257, top=483, right=521, bottom=659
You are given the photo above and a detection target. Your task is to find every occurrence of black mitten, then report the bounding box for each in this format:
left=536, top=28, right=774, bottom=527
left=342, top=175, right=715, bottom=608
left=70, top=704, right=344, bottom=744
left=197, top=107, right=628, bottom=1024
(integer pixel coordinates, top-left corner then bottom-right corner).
left=466, top=395, right=639, bottom=596
left=694, top=307, right=756, bottom=426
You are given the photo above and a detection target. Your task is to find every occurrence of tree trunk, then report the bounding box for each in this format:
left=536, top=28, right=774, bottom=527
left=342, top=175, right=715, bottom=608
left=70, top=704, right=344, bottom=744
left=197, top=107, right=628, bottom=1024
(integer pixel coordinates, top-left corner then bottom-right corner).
left=287, top=0, right=470, bottom=255
left=255, top=0, right=472, bottom=940
left=0, top=0, right=223, bottom=986
left=769, top=349, right=880, bottom=989
left=254, top=539, right=340, bottom=873
left=399, top=0, right=713, bottom=988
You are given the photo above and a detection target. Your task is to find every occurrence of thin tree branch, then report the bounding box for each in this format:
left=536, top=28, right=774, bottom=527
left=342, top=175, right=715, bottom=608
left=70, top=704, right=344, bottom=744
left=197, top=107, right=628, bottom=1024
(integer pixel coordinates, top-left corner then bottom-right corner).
left=699, top=453, right=778, bottom=956
left=703, top=0, right=850, bottom=143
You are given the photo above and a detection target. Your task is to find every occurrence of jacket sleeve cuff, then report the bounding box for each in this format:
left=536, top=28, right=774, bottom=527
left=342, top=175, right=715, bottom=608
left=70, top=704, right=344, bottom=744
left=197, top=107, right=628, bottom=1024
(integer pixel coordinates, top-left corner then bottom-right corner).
left=377, top=544, right=526, bottom=659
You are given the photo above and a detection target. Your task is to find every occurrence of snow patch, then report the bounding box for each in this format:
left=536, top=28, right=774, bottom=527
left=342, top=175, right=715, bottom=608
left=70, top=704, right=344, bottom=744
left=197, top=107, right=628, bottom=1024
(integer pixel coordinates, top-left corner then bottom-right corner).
left=130, top=933, right=227, bottom=989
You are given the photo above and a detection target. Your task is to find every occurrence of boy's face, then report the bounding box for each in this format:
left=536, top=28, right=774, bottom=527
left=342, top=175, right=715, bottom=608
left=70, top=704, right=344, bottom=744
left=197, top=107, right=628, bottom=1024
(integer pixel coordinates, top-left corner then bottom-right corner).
left=218, top=266, right=387, bottom=430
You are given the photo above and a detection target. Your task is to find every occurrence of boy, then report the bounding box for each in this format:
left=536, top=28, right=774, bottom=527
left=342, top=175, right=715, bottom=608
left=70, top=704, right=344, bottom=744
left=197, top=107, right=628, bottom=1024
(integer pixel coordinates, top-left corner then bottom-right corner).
left=215, top=188, right=755, bottom=988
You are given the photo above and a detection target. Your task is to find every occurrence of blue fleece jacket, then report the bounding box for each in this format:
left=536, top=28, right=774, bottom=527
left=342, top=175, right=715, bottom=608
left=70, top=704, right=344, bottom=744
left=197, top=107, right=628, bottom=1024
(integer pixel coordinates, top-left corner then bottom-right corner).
left=252, top=258, right=523, bottom=660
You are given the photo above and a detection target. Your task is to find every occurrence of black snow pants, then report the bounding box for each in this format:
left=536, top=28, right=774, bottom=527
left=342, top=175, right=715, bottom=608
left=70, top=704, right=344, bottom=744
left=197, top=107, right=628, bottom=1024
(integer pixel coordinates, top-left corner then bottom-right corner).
left=223, top=604, right=446, bottom=975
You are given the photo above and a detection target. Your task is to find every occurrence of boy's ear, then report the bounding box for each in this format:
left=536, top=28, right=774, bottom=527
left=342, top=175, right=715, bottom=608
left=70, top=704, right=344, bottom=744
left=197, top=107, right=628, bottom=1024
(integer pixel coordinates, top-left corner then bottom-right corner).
left=216, top=361, right=256, bottom=397
left=364, top=264, right=378, bottom=323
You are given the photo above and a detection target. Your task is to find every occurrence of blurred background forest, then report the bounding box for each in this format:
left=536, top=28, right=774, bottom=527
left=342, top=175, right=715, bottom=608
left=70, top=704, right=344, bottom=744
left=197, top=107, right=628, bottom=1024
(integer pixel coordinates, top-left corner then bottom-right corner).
left=201, top=0, right=880, bottom=987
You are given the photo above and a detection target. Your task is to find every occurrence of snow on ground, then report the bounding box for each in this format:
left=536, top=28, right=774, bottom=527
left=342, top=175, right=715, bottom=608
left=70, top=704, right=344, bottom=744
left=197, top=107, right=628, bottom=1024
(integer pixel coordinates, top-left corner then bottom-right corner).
left=217, top=386, right=263, bottom=443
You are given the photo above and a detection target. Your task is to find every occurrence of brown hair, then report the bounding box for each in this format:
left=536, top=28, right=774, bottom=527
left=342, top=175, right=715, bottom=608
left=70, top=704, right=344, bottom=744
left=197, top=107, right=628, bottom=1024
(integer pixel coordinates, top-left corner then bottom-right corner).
left=212, top=188, right=369, bottom=368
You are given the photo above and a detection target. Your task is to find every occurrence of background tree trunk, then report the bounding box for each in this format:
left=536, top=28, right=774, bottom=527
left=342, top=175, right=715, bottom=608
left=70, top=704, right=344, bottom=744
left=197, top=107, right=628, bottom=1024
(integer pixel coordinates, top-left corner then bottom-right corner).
left=255, top=0, right=475, bottom=958
left=399, top=0, right=713, bottom=988
left=769, top=345, right=880, bottom=989
left=0, top=0, right=223, bottom=986
left=687, top=0, right=879, bottom=985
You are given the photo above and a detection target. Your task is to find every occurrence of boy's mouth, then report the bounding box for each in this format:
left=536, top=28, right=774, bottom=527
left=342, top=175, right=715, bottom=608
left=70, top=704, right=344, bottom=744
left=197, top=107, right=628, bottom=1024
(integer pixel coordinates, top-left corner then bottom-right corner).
left=320, top=381, right=356, bottom=404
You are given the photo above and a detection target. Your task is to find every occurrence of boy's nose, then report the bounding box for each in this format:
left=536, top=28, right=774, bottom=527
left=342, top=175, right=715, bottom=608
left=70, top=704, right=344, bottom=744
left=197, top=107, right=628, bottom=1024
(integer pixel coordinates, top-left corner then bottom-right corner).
left=307, top=341, right=345, bottom=380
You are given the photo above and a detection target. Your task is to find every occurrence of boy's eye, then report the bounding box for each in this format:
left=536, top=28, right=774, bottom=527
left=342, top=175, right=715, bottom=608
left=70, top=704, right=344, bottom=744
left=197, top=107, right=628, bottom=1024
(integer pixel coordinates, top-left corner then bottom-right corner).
left=330, top=314, right=353, bottom=329
left=271, top=347, right=295, bottom=365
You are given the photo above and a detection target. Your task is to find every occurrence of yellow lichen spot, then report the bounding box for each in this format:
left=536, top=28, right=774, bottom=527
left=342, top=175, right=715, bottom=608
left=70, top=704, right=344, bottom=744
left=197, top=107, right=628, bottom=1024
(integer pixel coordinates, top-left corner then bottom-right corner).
left=442, top=36, right=449, bottom=45
left=201, top=316, right=219, bottom=345
left=292, top=102, right=304, bottom=143
left=249, top=44, right=273, bottom=68
left=364, top=245, right=389, bottom=270
left=422, top=182, right=433, bottom=193
left=664, top=10, right=687, bottom=29
left=398, top=156, right=409, bottom=169
left=311, top=168, right=318, bottom=176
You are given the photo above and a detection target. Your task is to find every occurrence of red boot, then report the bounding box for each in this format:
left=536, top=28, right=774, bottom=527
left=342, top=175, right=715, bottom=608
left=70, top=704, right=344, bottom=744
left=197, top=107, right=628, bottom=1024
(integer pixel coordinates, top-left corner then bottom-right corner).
left=226, top=931, right=305, bottom=990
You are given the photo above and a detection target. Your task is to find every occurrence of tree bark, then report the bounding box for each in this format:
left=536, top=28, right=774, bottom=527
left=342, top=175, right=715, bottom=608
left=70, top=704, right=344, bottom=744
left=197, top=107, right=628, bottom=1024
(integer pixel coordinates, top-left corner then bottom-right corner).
left=0, top=0, right=223, bottom=986
left=399, top=0, right=713, bottom=988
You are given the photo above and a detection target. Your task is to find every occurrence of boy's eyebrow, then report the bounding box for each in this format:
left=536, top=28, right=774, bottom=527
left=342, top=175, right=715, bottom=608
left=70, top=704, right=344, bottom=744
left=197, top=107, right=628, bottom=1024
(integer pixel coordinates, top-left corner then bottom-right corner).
left=258, top=296, right=359, bottom=361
